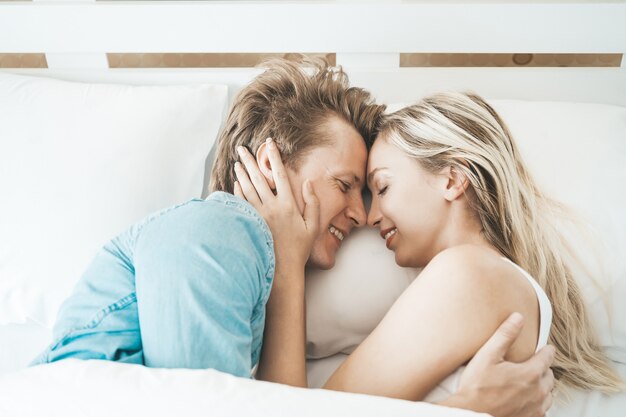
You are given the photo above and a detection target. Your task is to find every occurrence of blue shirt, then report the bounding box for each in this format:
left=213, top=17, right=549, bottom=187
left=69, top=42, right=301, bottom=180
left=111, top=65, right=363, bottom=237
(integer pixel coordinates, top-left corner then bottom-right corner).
left=32, top=192, right=275, bottom=378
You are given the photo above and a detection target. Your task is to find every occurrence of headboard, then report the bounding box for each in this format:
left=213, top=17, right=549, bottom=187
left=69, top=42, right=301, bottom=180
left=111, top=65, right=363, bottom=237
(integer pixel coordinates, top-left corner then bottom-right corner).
left=1, top=0, right=625, bottom=105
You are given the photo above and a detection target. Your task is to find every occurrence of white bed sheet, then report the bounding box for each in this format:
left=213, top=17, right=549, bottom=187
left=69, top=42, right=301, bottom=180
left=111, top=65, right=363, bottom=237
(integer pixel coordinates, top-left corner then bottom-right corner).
left=0, top=323, right=482, bottom=416
left=307, top=354, right=626, bottom=417
left=2, top=322, right=623, bottom=417
left=0, top=321, right=51, bottom=375
left=0, top=358, right=486, bottom=417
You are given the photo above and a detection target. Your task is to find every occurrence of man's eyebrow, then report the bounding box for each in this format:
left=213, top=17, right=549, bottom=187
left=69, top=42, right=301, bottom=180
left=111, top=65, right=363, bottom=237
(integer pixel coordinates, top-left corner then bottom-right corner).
left=367, top=167, right=388, bottom=186
left=333, top=170, right=363, bottom=185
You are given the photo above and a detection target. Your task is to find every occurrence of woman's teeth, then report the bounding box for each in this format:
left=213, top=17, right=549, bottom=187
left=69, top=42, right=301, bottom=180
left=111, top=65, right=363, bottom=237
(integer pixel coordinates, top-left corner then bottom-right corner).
left=329, top=225, right=344, bottom=241
left=385, top=228, right=397, bottom=240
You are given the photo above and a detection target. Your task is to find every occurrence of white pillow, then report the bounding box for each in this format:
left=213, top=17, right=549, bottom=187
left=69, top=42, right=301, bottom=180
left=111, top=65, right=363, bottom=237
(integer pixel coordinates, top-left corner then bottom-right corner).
left=0, top=72, right=228, bottom=327
left=305, top=99, right=626, bottom=367
left=305, top=214, right=419, bottom=359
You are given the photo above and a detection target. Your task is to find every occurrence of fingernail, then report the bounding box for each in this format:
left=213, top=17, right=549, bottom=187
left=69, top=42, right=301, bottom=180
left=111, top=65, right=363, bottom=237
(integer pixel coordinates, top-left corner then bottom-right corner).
left=509, top=312, right=523, bottom=326
left=237, top=146, right=245, bottom=155
left=234, top=161, right=241, bottom=170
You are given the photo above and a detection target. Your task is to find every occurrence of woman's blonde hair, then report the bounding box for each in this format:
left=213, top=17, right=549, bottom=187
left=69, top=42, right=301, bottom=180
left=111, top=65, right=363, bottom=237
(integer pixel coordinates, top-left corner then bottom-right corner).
left=378, top=92, right=623, bottom=393
left=210, top=57, right=385, bottom=193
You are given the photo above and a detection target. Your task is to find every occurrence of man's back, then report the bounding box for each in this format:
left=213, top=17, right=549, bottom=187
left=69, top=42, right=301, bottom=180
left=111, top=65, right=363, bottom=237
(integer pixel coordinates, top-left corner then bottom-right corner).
left=32, top=192, right=275, bottom=378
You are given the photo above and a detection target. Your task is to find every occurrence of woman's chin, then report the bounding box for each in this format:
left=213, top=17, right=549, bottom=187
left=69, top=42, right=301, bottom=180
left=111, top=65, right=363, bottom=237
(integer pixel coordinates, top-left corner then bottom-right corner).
left=394, top=252, right=417, bottom=268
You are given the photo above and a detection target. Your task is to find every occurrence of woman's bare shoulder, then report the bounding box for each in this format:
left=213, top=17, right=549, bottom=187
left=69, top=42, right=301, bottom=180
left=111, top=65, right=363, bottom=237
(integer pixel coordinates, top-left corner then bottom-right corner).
left=418, top=244, right=540, bottom=360
left=424, top=244, right=532, bottom=294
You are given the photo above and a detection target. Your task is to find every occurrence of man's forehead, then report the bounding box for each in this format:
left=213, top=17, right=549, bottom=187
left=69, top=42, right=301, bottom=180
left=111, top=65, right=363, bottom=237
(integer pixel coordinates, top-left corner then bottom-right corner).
left=303, top=127, right=367, bottom=182
left=301, top=149, right=364, bottom=183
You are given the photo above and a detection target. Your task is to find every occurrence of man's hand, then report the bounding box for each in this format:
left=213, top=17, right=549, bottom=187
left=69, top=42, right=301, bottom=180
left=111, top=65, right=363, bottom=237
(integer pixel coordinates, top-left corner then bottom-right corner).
left=441, top=312, right=556, bottom=417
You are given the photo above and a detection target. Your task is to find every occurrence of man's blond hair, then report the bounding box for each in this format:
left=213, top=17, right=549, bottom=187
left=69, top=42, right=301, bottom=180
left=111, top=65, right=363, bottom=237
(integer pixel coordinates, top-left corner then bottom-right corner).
left=209, top=57, right=385, bottom=193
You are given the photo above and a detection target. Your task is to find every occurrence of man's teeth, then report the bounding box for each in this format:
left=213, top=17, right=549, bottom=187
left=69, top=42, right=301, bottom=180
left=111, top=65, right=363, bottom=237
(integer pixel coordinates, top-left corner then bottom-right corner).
left=385, top=228, right=397, bottom=240
left=329, top=226, right=344, bottom=241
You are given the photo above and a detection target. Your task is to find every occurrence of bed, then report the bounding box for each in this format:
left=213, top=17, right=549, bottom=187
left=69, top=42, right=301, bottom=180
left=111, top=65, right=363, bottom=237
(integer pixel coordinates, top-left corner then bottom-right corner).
left=1, top=1, right=625, bottom=416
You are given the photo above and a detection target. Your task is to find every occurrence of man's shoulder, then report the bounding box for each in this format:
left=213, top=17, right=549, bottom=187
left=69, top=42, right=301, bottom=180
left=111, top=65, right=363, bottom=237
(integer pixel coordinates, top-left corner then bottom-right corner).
left=141, top=192, right=271, bottom=248
left=203, top=191, right=273, bottom=248
left=206, top=191, right=262, bottom=221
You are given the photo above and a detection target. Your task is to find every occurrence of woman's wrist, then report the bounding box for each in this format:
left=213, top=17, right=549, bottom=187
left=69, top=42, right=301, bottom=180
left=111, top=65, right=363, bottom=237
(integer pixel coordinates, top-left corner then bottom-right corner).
left=274, top=251, right=308, bottom=274
left=271, top=264, right=306, bottom=294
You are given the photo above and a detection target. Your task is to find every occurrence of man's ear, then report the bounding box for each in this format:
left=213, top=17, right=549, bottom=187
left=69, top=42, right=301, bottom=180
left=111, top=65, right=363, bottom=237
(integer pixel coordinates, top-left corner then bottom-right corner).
left=442, top=165, right=470, bottom=202
left=255, top=142, right=277, bottom=190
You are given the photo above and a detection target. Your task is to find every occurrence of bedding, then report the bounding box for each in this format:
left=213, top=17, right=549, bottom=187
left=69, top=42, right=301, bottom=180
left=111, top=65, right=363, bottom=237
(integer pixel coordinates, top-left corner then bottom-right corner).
left=0, top=321, right=51, bottom=375
left=306, top=353, right=626, bottom=417
left=0, top=72, right=228, bottom=328
left=0, top=359, right=486, bottom=417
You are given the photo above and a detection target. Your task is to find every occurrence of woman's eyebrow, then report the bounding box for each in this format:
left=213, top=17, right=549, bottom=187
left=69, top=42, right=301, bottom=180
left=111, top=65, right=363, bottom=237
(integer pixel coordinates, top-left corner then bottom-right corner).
left=367, top=167, right=388, bottom=186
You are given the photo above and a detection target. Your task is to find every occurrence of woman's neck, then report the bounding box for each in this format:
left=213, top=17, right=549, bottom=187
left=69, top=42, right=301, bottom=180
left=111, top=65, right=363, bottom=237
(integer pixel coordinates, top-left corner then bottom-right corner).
left=439, top=199, right=498, bottom=255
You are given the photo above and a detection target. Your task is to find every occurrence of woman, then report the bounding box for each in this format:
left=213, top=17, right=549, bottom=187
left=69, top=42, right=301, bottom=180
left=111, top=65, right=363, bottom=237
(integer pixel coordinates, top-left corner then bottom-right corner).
left=235, top=92, right=623, bottom=402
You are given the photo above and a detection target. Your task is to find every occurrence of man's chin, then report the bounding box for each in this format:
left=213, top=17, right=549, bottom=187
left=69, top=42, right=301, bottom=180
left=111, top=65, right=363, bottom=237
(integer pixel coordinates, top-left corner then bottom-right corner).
left=306, top=254, right=336, bottom=271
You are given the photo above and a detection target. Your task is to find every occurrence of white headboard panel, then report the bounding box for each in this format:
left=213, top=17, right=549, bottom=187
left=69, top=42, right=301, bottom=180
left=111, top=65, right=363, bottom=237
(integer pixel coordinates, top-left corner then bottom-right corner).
left=1, top=0, right=625, bottom=105
left=2, top=1, right=625, bottom=56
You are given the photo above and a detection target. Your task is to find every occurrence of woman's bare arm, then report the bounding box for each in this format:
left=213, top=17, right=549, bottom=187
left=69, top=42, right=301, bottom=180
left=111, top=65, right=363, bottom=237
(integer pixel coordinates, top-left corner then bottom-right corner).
left=324, top=245, right=539, bottom=401
left=234, top=140, right=319, bottom=387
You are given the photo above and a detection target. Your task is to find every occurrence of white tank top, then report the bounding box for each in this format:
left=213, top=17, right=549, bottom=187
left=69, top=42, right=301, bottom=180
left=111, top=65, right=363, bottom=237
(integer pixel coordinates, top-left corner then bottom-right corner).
left=423, top=257, right=553, bottom=403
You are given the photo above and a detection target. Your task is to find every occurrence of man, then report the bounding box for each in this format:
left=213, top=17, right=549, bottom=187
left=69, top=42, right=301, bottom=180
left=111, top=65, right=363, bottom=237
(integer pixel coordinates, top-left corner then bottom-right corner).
left=34, top=57, right=554, bottom=417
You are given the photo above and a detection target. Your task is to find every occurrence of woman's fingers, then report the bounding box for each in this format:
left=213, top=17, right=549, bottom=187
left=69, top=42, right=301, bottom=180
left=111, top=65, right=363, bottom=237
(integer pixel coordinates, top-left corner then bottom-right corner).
left=236, top=145, right=274, bottom=203
left=234, top=161, right=262, bottom=207
left=234, top=180, right=244, bottom=199
left=265, top=138, right=295, bottom=203
left=302, top=179, right=320, bottom=235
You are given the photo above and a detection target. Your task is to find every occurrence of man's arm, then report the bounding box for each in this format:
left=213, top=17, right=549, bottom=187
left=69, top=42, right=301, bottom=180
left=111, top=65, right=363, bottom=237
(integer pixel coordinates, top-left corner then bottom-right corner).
left=440, top=313, right=556, bottom=417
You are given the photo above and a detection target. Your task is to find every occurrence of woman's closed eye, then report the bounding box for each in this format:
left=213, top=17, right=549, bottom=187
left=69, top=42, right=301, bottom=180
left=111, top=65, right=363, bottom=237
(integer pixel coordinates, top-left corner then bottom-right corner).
left=377, top=185, right=388, bottom=196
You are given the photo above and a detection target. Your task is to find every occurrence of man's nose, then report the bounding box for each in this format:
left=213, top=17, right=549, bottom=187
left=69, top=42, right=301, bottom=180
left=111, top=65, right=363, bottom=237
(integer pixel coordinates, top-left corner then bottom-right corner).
left=367, top=196, right=381, bottom=227
left=346, top=192, right=366, bottom=228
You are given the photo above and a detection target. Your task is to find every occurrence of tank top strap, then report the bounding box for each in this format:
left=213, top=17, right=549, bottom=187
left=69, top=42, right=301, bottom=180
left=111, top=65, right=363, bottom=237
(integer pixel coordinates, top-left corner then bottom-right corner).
left=501, top=257, right=553, bottom=352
